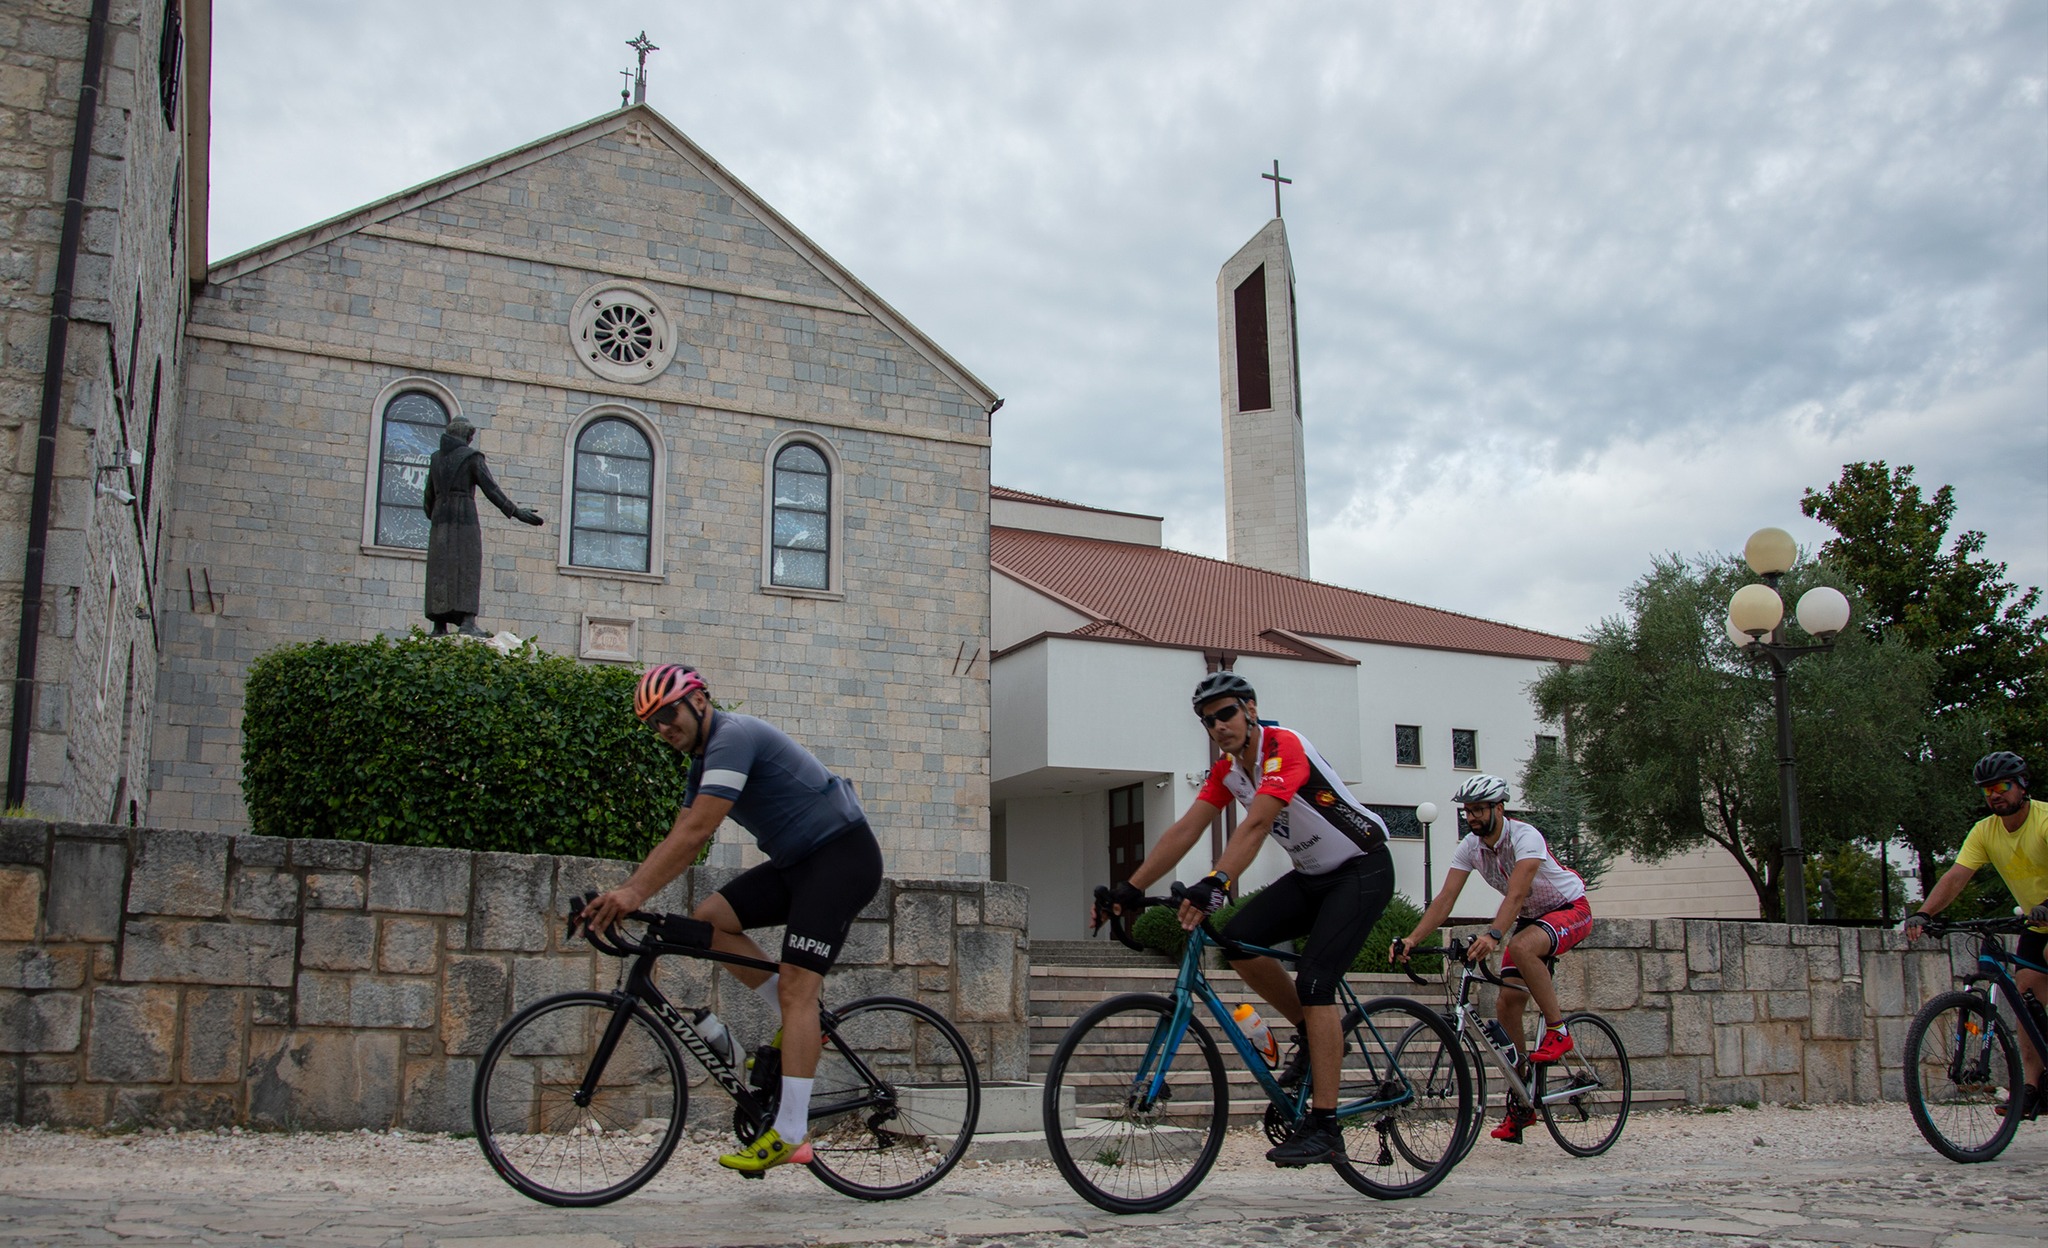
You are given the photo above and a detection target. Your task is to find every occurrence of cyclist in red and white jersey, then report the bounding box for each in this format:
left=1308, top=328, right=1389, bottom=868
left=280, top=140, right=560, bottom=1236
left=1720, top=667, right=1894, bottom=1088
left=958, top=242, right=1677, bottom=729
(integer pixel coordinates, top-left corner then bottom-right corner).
left=1392, top=773, right=1591, bottom=1143
left=1099, top=672, right=1394, bottom=1168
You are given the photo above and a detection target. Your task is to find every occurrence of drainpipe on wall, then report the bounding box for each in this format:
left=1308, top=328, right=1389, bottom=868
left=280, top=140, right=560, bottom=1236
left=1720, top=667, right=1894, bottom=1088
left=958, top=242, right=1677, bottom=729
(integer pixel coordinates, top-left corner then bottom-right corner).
left=7, top=0, right=112, bottom=809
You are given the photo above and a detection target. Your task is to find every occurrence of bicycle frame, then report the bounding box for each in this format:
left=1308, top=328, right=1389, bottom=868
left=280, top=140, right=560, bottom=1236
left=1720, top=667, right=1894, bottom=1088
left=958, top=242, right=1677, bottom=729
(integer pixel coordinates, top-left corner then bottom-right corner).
left=1140, top=922, right=1414, bottom=1125
left=1418, top=939, right=1604, bottom=1115
left=1954, top=933, right=2048, bottom=1070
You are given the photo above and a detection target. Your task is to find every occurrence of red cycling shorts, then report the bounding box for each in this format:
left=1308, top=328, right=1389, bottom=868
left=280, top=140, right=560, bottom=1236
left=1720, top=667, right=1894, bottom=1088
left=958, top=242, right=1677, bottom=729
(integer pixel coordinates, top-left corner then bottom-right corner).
left=1501, top=895, right=1593, bottom=979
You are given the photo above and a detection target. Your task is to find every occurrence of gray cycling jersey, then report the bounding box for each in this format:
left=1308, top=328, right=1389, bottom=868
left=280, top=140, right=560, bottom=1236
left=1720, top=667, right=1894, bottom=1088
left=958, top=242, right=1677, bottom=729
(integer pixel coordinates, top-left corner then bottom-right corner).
left=684, top=712, right=866, bottom=865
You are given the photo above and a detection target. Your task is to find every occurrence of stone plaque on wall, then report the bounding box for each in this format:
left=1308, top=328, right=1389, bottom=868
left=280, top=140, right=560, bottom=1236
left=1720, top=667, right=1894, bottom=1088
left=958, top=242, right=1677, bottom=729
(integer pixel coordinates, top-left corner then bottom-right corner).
left=580, top=616, right=635, bottom=663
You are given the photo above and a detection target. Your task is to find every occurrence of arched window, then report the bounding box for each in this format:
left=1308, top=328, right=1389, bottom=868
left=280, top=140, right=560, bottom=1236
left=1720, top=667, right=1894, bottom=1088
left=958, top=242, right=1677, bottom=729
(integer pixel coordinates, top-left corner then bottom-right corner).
left=373, top=390, right=448, bottom=549
left=770, top=442, right=831, bottom=590
left=570, top=416, right=655, bottom=572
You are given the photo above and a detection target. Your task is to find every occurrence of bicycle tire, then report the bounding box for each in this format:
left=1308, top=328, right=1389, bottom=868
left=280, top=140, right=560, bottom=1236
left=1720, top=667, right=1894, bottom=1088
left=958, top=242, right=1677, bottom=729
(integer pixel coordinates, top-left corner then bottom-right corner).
left=1451, top=1026, right=1489, bottom=1162
left=1041, top=993, right=1229, bottom=1215
left=803, top=995, right=980, bottom=1200
left=1332, top=998, right=1472, bottom=1199
left=1535, top=1011, right=1631, bottom=1157
left=1904, top=990, right=2023, bottom=1163
left=472, top=991, right=688, bottom=1206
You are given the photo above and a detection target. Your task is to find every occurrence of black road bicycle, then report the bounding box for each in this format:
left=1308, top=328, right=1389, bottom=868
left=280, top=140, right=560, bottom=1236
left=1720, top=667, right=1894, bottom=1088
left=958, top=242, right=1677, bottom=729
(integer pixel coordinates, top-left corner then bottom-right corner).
left=1037, top=885, right=1475, bottom=1214
left=470, top=899, right=981, bottom=1205
left=1903, top=914, right=2048, bottom=1164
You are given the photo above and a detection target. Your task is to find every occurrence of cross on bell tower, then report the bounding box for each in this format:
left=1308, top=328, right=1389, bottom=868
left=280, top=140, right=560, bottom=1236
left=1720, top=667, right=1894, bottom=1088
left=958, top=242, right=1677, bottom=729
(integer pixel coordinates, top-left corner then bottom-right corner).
left=626, top=31, right=659, bottom=105
left=1261, top=159, right=1292, bottom=218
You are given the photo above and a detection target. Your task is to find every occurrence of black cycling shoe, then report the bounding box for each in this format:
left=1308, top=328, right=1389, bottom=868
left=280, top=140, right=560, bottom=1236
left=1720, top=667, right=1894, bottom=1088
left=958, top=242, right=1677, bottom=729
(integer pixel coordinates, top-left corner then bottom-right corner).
left=1265, top=1120, right=1344, bottom=1168
left=1995, top=1081, right=2042, bottom=1121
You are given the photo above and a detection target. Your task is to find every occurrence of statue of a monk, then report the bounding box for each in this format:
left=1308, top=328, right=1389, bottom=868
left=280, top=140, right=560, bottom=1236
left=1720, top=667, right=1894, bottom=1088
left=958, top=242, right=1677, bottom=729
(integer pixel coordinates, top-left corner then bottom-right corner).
left=422, top=418, right=544, bottom=636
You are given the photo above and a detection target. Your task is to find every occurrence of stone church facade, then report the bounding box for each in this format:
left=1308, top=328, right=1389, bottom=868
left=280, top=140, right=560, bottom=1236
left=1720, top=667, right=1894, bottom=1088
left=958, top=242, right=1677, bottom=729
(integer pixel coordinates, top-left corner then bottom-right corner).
left=5, top=8, right=999, bottom=880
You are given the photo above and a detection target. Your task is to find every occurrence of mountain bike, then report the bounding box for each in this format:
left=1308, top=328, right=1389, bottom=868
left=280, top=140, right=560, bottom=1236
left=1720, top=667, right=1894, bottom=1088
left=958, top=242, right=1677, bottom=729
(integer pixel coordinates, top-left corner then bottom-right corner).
left=1398, top=936, right=1630, bottom=1159
left=1037, top=884, right=1475, bottom=1214
left=470, top=899, right=981, bottom=1205
left=1903, top=914, right=2048, bottom=1164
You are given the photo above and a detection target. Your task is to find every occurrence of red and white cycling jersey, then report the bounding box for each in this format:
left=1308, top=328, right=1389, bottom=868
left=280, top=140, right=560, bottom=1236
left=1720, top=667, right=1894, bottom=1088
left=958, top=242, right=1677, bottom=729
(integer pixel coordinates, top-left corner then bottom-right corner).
left=1196, top=723, right=1388, bottom=876
left=1447, top=817, right=1587, bottom=918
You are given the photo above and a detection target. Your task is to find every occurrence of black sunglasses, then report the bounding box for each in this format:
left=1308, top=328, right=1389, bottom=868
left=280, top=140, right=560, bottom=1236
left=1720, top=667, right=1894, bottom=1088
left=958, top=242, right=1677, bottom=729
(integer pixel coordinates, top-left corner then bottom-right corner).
left=1198, top=703, right=1244, bottom=729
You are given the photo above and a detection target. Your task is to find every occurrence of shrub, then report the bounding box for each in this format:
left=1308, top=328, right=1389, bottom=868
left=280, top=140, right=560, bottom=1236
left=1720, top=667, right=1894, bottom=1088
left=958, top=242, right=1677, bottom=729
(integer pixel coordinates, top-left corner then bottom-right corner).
left=242, top=632, right=688, bottom=857
left=1128, top=886, right=1434, bottom=975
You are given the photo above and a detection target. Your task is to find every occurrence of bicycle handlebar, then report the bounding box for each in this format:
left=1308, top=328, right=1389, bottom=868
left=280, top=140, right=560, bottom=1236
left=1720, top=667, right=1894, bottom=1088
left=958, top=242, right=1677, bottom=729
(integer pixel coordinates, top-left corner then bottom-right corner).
left=1089, top=882, right=1280, bottom=963
left=565, top=892, right=715, bottom=959
left=1910, top=914, right=2034, bottom=939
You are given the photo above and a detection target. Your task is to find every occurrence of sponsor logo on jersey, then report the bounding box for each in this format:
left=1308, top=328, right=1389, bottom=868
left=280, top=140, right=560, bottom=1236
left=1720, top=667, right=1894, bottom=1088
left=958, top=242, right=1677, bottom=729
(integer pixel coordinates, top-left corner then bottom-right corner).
left=1313, top=789, right=1336, bottom=807
left=1264, top=756, right=1283, bottom=774
left=1273, top=812, right=1292, bottom=840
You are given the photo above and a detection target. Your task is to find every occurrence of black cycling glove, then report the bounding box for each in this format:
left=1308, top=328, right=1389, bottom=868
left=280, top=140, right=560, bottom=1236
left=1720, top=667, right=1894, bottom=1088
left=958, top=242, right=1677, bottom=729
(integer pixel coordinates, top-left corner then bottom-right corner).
left=1108, top=880, right=1145, bottom=914
left=1182, top=876, right=1228, bottom=914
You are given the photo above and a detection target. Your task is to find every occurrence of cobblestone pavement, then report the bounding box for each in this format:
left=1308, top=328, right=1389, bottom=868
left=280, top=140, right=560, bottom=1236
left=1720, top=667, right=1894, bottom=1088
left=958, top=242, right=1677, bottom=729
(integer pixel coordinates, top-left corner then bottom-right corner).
left=1, top=1105, right=2043, bottom=1247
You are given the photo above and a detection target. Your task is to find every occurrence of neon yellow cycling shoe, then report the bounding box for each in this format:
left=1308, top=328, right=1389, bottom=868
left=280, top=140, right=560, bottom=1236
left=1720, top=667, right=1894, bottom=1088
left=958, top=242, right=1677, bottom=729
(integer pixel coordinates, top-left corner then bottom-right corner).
left=719, top=1127, right=812, bottom=1176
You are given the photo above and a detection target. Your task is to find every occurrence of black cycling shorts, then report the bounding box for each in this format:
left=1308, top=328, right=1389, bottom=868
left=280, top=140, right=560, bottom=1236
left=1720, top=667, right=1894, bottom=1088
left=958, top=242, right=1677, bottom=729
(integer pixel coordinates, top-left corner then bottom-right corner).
left=718, top=821, right=883, bottom=976
left=1218, top=848, right=1394, bottom=1007
left=2020, top=926, right=2046, bottom=974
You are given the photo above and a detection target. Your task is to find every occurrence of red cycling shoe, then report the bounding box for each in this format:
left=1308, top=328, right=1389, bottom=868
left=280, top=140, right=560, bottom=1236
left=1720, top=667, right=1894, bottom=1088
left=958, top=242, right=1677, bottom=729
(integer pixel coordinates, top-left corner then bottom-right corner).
left=1530, top=1026, right=1574, bottom=1064
left=1489, top=1104, right=1538, bottom=1142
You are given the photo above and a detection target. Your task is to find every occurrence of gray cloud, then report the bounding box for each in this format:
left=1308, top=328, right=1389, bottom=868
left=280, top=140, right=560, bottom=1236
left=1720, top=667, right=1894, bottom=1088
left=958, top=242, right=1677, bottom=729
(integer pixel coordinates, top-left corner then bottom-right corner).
left=211, top=0, right=2046, bottom=635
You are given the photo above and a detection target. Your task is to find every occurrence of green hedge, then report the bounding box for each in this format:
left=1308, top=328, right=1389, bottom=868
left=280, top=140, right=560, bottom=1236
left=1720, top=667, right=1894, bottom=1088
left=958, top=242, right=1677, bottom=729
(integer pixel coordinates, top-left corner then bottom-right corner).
left=1130, top=887, right=1432, bottom=975
left=242, top=633, right=687, bottom=857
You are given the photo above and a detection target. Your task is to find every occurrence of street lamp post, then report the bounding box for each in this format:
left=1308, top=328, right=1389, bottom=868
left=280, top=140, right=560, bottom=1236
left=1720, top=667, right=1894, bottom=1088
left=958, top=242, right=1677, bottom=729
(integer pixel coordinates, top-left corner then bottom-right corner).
left=1417, top=802, right=1439, bottom=902
left=1726, top=527, right=1852, bottom=924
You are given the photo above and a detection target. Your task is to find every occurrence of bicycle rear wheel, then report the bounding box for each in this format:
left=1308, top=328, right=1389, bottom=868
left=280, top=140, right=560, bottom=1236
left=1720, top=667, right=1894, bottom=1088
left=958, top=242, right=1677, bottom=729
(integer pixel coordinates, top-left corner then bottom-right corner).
left=1904, top=990, right=2023, bottom=1163
left=1041, top=993, right=1229, bottom=1215
left=1535, top=1011, right=1630, bottom=1156
left=1332, top=998, right=1472, bottom=1199
left=472, top=991, right=688, bottom=1206
left=805, top=996, right=980, bottom=1200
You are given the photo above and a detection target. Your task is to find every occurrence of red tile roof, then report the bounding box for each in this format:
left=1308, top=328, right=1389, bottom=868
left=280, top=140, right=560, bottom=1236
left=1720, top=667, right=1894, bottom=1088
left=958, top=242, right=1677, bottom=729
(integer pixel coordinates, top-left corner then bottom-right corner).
left=992, top=485, right=1162, bottom=520
left=993, top=526, right=1588, bottom=663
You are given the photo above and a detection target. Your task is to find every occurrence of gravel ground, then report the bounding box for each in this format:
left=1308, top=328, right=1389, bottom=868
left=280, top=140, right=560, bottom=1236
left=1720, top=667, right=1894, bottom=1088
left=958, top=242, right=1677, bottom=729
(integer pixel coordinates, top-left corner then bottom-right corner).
left=1, top=1103, right=2044, bottom=1247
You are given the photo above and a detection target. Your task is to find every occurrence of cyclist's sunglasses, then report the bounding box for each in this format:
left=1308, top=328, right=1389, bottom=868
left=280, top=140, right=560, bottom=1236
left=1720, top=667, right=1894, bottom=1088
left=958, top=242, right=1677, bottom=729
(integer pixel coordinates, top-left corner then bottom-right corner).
left=1198, top=702, right=1244, bottom=729
left=1981, top=779, right=2020, bottom=798
left=642, top=702, right=683, bottom=729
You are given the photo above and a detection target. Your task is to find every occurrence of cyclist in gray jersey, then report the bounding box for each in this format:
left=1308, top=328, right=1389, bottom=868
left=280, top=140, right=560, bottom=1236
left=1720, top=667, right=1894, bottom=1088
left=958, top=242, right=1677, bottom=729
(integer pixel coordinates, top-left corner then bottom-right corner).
left=581, top=664, right=884, bottom=1177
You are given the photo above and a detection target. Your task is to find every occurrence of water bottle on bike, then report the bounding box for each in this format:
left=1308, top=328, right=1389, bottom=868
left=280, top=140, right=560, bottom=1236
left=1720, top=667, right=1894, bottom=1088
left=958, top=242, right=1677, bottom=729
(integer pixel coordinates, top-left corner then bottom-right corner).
left=1481, top=1018, right=1520, bottom=1068
left=692, top=1008, right=741, bottom=1070
left=1233, top=1003, right=1277, bottom=1065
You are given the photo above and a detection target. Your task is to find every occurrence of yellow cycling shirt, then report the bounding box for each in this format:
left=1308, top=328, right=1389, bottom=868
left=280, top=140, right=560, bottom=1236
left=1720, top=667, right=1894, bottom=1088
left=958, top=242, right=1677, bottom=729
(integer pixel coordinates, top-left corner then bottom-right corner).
left=1956, top=799, right=2048, bottom=924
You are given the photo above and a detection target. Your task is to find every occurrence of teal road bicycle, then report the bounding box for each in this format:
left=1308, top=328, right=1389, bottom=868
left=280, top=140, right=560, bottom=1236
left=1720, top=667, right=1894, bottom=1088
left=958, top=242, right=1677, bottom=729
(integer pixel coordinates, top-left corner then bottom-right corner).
left=1038, top=884, right=1476, bottom=1214
left=1904, top=914, right=2048, bottom=1163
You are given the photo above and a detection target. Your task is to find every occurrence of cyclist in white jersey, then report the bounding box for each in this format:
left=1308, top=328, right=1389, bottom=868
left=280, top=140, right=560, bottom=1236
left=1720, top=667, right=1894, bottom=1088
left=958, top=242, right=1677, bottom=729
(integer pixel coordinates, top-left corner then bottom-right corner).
left=1392, top=773, right=1591, bottom=1143
left=1099, top=673, right=1394, bottom=1168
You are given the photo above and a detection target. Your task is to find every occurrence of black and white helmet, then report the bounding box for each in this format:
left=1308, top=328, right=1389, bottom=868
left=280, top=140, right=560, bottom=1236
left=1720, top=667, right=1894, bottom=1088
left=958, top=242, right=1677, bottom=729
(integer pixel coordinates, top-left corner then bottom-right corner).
left=1191, top=671, right=1256, bottom=712
left=1453, top=774, right=1510, bottom=806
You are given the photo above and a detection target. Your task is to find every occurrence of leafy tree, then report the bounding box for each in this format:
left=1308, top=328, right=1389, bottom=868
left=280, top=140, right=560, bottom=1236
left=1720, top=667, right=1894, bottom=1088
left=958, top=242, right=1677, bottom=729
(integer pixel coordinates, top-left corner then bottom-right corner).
left=1529, top=554, right=1936, bottom=921
left=1805, top=842, right=1909, bottom=923
left=1801, top=462, right=2048, bottom=886
left=1517, top=737, right=1613, bottom=892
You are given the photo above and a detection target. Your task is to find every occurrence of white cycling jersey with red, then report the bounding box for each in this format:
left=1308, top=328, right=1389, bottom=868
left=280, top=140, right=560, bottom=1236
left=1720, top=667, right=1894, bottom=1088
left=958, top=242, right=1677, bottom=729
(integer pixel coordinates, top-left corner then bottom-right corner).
left=1196, top=722, right=1389, bottom=875
left=1447, top=817, right=1586, bottom=918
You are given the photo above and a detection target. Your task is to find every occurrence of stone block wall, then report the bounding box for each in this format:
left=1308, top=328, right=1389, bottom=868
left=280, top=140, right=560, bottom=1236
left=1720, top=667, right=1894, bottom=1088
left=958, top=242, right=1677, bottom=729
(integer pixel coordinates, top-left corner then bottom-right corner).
left=0, top=820, right=1028, bottom=1131
left=1462, top=917, right=1971, bottom=1105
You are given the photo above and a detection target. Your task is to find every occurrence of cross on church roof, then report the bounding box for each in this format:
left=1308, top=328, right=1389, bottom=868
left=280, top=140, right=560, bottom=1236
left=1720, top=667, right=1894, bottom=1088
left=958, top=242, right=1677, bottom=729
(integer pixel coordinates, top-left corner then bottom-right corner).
left=1262, top=159, right=1292, bottom=218
left=626, top=31, right=659, bottom=105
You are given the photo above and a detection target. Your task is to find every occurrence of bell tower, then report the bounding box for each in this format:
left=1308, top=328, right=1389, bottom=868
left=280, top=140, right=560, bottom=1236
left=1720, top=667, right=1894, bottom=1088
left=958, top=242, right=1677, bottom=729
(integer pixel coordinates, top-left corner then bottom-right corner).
left=1216, top=185, right=1308, bottom=579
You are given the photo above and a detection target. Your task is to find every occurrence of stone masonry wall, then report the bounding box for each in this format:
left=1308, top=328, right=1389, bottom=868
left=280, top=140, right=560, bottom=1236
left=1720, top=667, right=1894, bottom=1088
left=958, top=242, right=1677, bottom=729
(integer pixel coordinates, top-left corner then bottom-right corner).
left=1494, top=917, right=1970, bottom=1105
left=0, top=820, right=1028, bottom=1131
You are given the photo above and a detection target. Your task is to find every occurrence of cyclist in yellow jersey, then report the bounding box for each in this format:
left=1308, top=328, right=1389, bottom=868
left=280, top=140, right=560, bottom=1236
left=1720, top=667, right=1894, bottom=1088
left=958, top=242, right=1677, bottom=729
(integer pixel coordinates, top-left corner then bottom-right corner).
left=1905, top=751, right=2048, bottom=1118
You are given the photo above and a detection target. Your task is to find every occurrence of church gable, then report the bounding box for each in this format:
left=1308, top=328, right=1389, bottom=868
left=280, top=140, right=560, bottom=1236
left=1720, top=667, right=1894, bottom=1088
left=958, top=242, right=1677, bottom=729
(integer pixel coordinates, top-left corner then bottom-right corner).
left=202, top=108, right=993, bottom=431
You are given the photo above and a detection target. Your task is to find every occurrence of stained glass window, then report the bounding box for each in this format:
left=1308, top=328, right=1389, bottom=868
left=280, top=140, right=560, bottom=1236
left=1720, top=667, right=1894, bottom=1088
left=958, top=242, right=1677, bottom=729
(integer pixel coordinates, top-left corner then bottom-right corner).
left=374, top=391, right=448, bottom=549
left=1452, top=729, right=1479, bottom=770
left=571, top=417, right=654, bottom=572
left=1395, top=724, right=1422, bottom=766
left=771, top=443, right=830, bottom=589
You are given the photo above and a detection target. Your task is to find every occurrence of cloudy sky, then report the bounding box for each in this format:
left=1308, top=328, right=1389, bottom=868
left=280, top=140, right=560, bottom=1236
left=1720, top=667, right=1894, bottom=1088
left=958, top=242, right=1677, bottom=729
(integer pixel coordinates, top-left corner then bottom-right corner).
left=209, top=1, right=2046, bottom=639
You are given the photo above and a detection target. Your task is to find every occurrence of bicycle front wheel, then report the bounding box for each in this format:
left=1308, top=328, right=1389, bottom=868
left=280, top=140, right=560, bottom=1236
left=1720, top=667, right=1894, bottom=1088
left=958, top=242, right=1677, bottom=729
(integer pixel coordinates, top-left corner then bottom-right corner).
left=805, top=996, right=980, bottom=1200
left=1452, top=1027, right=1488, bottom=1163
left=1333, top=998, right=1473, bottom=1199
left=472, top=991, right=688, bottom=1206
left=1904, top=990, right=2023, bottom=1163
left=1041, top=993, right=1229, bottom=1215
left=1535, top=1011, right=1631, bottom=1157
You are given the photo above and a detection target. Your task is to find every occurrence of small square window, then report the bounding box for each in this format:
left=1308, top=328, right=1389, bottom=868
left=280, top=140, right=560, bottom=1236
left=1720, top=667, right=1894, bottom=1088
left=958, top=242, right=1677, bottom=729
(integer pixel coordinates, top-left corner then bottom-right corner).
left=1394, top=724, right=1422, bottom=767
left=1534, top=734, right=1559, bottom=766
left=1452, top=729, right=1478, bottom=770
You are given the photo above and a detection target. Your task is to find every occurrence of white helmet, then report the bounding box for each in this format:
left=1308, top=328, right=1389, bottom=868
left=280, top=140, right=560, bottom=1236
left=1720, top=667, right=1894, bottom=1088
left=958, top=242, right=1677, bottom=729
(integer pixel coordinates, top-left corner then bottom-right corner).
left=1453, top=774, right=1510, bottom=806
